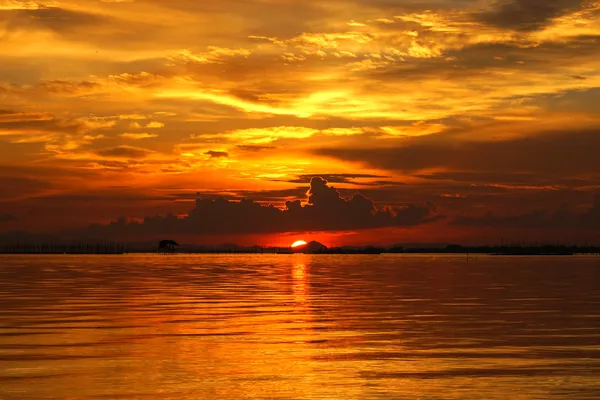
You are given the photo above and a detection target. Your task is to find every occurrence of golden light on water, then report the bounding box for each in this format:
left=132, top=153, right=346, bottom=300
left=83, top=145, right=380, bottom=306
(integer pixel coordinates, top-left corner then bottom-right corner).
left=2, top=255, right=598, bottom=398
left=292, top=240, right=307, bottom=248
left=292, top=262, right=308, bottom=297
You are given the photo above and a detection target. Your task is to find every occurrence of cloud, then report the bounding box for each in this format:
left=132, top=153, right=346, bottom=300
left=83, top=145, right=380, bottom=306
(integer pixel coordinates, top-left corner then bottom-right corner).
left=82, top=177, right=440, bottom=237
left=415, top=172, right=557, bottom=185
left=0, top=174, right=52, bottom=200
left=119, top=114, right=148, bottom=120
left=0, top=1, right=47, bottom=10
left=145, top=121, right=164, bottom=129
left=0, top=111, right=115, bottom=152
left=227, top=126, right=318, bottom=143
left=171, top=47, right=251, bottom=64
left=477, top=0, right=587, bottom=31
left=453, top=194, right=600, bottom=230
left=120, top=132, right=158, bottom=140
left=320, top=127, right=365, bottom=136
left=1, top=5, right=112, bottom=32
left=315, top=127, right=600, bottom=175
left=235, top=144, right=276, bottom=152
left=95, top=145, right=155, bottom=159
left=0, top=110, right=53, bottom=123
left=277, top=173, right=390, bottom=185
left=39, top=80, right=102, bottom=95
left=204, top=150, right=228, bottom=158
left=109, top=73, right=163, bottom=87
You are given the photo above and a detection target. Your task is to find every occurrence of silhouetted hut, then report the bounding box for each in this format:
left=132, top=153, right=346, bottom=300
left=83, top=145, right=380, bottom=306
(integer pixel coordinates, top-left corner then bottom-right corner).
left=158, top=240, right=179, bottom=254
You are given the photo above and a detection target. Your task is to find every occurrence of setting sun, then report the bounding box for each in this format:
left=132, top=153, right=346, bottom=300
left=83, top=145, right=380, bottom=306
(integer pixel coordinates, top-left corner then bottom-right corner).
left=292, top=240, right=307, bottom=248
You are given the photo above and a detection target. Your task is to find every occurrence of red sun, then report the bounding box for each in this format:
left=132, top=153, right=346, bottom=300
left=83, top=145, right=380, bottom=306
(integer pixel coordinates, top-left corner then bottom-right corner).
left=292, top=240, right=307, bottom=248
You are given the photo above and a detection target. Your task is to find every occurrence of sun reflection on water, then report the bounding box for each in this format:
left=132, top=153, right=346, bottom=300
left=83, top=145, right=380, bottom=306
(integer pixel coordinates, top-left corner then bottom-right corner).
left=292, top=261, right=307, bottom=295
left=291, top=257, right=312, bottom=342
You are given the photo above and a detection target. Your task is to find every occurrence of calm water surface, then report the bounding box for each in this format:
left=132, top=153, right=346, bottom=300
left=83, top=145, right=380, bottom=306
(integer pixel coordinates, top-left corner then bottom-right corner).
left=1, top=254, right=600, bottom=399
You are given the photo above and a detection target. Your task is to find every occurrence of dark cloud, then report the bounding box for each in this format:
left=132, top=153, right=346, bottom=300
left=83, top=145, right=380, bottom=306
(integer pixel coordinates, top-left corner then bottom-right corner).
left=412, top=172, right=589, bottom=186
left=0, top=114, right=71, bottom=133
left=367, top=180, right=407, bottom=187
left=277, top=173, right=389, bottom=185
left=0, top=213, right=17, bottom=223
left=453, top=194, right=600, bottom=230
left=416, top=172, right=539, bottom=183
left=204, top=150, right=228, bottom=158
left=25, top=191, right=175, bottom=203
left=82, top=177, right=440, bottom=237
left=0, top=176, right=53, bottom=200
left=477, top=0, right=586, bottom=31
left=171, top=185, right=418, bottom=206
left=167, top=188, right=309, bottom=204
left=95, top=146, right=154, bottom=159
left=315, top=128, right=600, bottom=175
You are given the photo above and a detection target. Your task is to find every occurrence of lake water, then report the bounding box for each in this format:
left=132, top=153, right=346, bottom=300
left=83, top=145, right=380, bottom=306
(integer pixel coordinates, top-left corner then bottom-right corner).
left=1, top=254, right=600, bottom=399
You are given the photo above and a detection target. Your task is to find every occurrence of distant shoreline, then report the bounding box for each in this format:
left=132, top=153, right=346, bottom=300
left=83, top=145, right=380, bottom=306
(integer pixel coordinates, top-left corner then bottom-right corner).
left=1, top=250, right=599, bottom=256
left=2, top=242, right=600, bottom=256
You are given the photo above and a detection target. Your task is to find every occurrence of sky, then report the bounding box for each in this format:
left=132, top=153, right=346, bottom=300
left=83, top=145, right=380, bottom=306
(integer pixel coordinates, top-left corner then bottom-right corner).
left=1, top=0, right=600, bottom=246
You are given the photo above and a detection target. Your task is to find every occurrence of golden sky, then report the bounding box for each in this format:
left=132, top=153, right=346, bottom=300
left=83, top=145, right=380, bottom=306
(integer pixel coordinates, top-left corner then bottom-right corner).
left=1, top=0, right=600, bottom=244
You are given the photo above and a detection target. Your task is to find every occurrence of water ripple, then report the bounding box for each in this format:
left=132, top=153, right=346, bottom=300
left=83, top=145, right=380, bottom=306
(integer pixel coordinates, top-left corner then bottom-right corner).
left=1, top=254, right=599, bottom=399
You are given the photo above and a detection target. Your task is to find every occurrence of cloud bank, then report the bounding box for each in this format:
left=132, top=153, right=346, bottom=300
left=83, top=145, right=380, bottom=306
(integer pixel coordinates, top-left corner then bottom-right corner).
left=84, top=177, right=440, bottom=237
left=453, top=195, right=600, bottom=229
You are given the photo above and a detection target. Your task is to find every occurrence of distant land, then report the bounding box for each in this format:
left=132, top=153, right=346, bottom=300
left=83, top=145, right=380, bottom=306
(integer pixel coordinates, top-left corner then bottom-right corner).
left=1, top=235, right=600, bottom=256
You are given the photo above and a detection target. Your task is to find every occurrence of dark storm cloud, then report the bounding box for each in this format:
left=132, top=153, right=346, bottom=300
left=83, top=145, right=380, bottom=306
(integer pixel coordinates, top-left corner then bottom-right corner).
left=477, top=0, right=586, bottom=31
left=453, top=194, right=600, bottom=229
left=315, top=128, right=600, bottom=175
left=83, top=177, right=440, bottom=236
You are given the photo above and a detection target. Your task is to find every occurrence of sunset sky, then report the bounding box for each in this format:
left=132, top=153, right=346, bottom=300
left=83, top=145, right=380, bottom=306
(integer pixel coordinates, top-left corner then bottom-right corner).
left=1, top=0, right=600, bottom=246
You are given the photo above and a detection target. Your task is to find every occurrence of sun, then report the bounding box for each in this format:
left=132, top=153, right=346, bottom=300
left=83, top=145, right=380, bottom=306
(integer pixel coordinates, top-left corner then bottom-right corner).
left=292, top=240, right=307, bottom=248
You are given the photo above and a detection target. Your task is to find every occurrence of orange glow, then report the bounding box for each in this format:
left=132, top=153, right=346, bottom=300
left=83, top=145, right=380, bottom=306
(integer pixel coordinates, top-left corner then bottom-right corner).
left=2, top=0, right=600, bottom=244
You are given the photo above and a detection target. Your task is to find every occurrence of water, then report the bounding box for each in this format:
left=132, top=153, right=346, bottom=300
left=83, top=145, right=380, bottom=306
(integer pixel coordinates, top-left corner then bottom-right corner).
left=1, top=254, right=600, bottom=399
